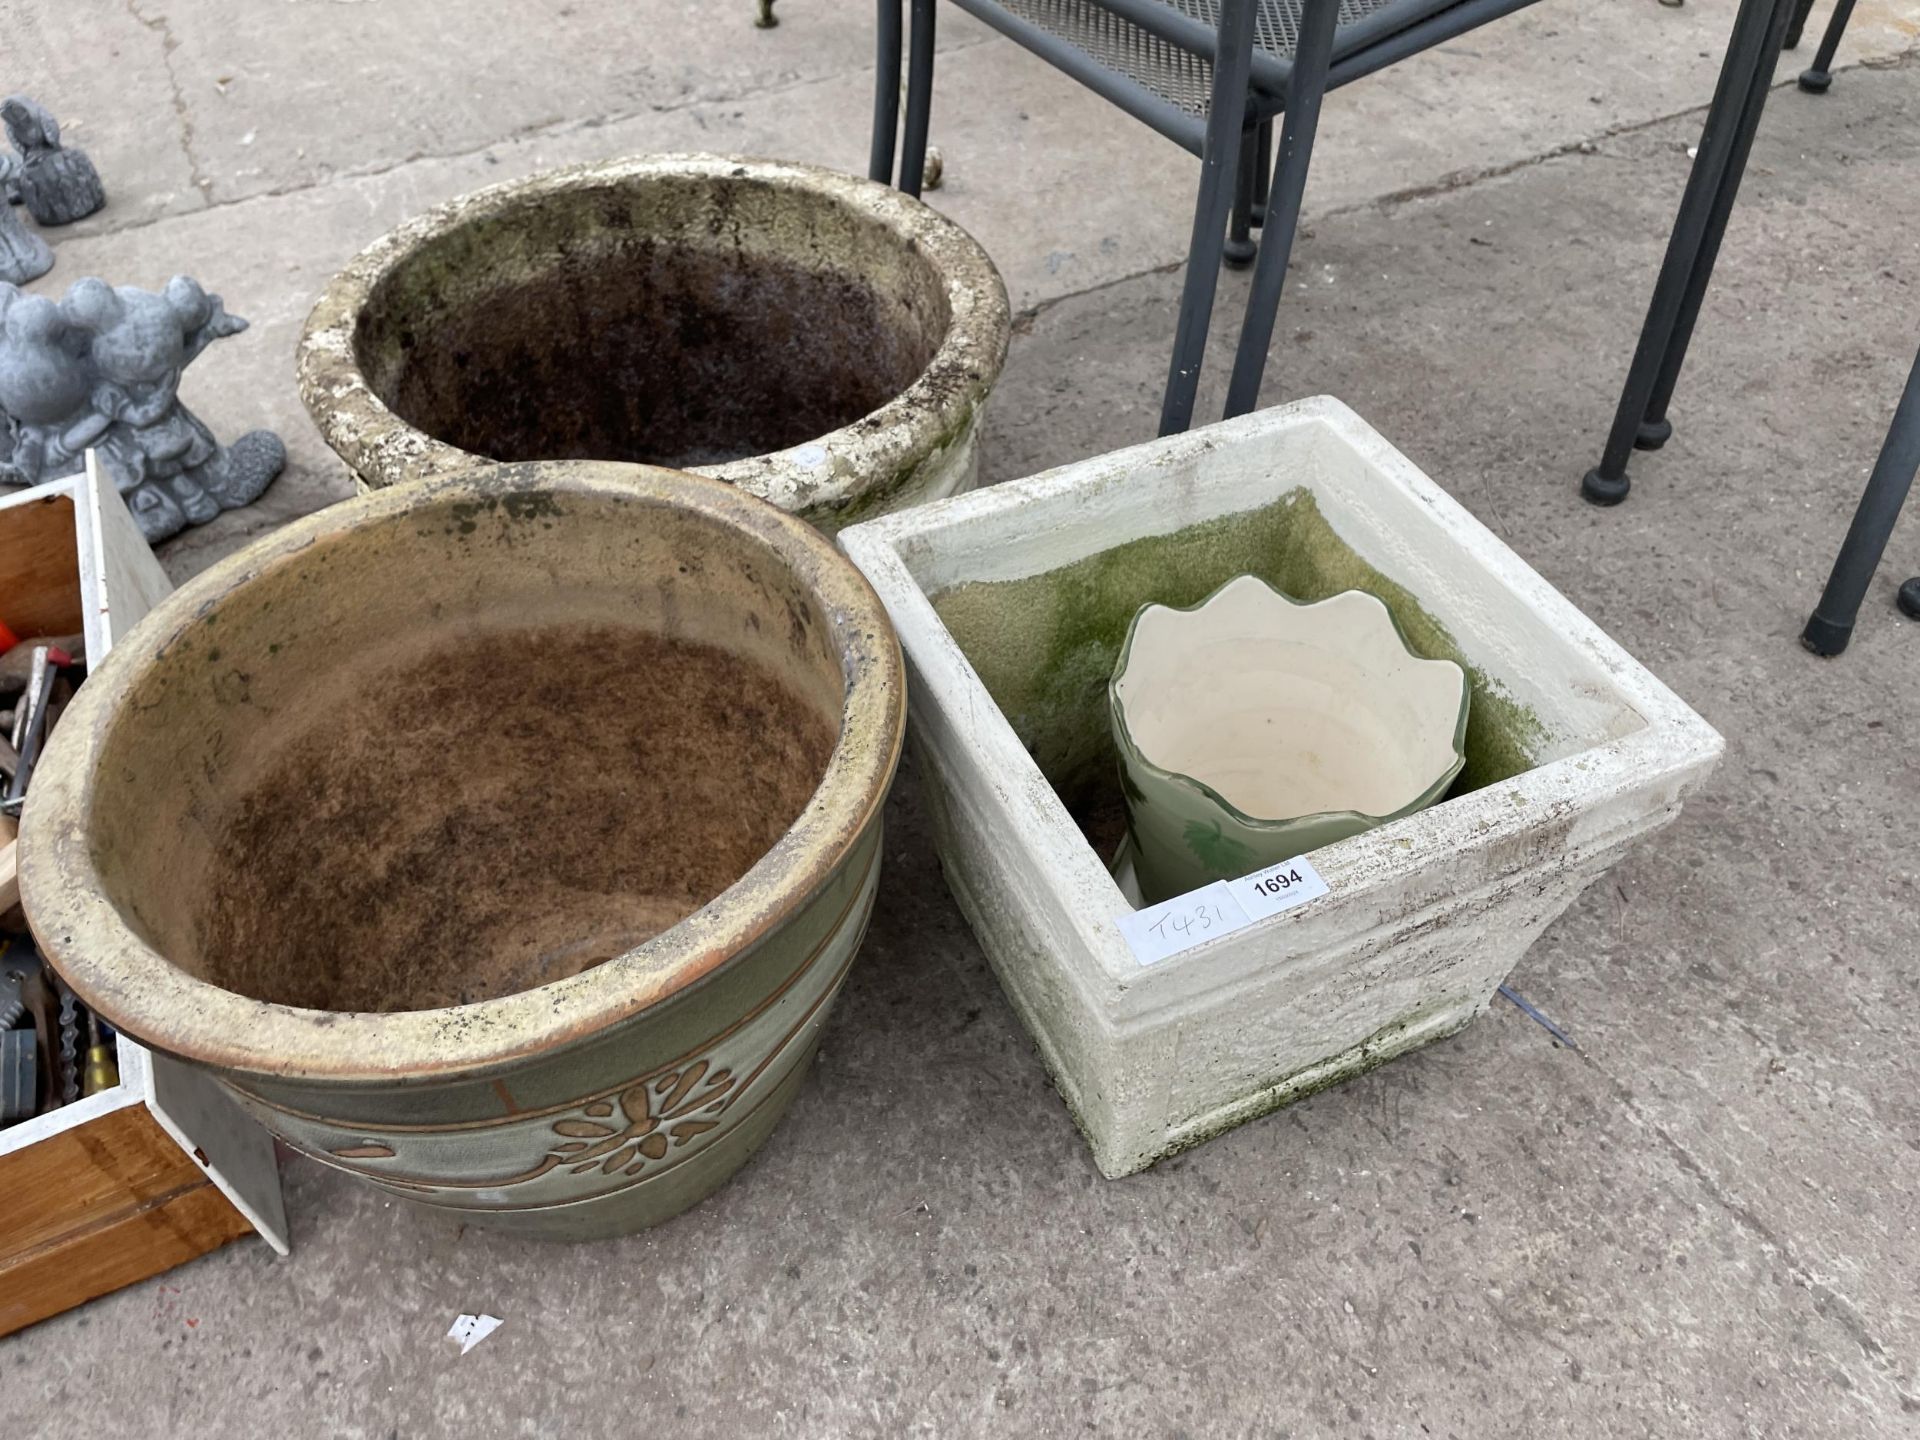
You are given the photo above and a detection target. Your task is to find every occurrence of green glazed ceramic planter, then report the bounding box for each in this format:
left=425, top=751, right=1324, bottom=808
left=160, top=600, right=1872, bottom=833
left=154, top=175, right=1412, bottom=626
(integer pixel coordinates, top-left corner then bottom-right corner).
left=18, top=461, right=905, bottom=1240
left=1109, top=578, right=1469, bottom=903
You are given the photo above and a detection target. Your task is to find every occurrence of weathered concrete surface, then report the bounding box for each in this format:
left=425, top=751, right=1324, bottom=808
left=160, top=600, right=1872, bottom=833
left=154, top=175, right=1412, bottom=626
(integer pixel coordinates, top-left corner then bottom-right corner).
left=982, top=50, right=1920, bottom=1424
left=16, top=0, right=1919, bottom=576
left=6, top=1, right=1920, bottom=1434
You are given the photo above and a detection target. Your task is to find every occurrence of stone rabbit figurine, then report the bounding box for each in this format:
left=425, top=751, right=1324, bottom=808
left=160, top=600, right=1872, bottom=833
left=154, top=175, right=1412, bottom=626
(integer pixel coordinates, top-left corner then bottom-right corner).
left=3, top=96, right=105, bottom=226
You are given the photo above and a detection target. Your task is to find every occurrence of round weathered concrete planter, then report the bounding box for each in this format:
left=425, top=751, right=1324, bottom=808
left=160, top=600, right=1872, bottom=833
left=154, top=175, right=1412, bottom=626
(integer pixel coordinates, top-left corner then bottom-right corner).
left=297, top=155, right=1010, bottom=531
left=19, top=461, right=905, bottom=1240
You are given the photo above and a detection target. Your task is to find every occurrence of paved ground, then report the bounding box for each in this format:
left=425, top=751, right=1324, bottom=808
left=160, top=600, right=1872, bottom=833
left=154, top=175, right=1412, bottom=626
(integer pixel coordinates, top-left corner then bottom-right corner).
left=8, top=1, right=1920, bottom=1435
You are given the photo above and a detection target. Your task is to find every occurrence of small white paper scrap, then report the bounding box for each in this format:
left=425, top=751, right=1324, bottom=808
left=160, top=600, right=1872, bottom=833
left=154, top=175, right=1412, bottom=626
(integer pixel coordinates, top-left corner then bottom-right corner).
left=1227, top=855, right=1330, bottom=922
left=447, top=1313, right=503, bottom=1356
left=1115, top=881, right=1253, bottom=967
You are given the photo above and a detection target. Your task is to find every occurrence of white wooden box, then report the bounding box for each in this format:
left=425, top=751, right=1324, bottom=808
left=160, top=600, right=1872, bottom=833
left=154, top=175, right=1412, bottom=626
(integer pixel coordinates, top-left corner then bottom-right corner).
left=839, top=399, right=1724, bottom=1177
left=0, top=457, right=287, bottom=1335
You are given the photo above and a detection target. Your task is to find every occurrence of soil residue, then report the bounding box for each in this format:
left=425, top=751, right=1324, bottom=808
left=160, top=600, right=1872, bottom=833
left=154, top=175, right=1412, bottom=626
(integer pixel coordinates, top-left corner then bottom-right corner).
left=193, top=623, right=836, bottom=1013
left=361, top=243, right=939, bottom=469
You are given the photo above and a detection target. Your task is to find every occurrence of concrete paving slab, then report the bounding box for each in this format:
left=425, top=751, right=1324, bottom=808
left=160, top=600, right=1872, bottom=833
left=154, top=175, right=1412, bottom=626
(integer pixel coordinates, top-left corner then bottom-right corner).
left=7, top=0, right=206, bottom=225
left=987, top=53, right=1920, bottom=1416
left=132, top=0, right=998, bottom=207
left=34, top=2, right=1920, bottom=300
left=23, top=0, right=1915, bottom=586
left=12, top=789, right=1903, bottom=1437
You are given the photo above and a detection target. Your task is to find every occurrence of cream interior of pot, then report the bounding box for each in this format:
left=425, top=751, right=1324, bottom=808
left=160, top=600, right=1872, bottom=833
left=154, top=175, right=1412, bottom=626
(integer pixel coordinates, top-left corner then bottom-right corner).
left=84, top=482, right=846, bottom=1013
left=352, top=171, right=954, bottom=469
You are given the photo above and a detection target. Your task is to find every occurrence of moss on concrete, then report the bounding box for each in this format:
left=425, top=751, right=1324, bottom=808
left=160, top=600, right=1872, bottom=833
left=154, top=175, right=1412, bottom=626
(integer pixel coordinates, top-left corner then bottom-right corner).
left=929, top=488, right=1546, bottom=814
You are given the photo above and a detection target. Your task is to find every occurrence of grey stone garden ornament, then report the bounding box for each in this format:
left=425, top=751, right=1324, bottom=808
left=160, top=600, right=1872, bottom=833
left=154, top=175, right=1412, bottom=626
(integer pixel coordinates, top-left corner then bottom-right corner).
left=0, top=165, right=52, bottom=284
left=4, top=96, right=106, bottom=226
left=0, top=276, right=286, bottom=542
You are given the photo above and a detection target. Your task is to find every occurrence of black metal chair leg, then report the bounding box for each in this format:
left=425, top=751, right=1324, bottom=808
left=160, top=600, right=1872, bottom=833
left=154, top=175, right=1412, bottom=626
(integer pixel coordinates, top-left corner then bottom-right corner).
left=1251, top=118, right=1273, bottom=228
left=1784, top=0, right=1818, bottom=49
left=1798, top=0, right=1857, bottom=92
left=1802, top=343, right=1920, bottom=655
left=900, top=0, right=937, bottom=197
left=1158, top=0, right=1260, bottom=437
left=1580, top=0, right=1790, bottom=506
left=870, top=0, right=902, bottom=184
left=1227, top=128, right=1259, bottom=270
left=1634, top=0, right=1796, bottom=452
left=1222, top=0, right=1339, bottom=420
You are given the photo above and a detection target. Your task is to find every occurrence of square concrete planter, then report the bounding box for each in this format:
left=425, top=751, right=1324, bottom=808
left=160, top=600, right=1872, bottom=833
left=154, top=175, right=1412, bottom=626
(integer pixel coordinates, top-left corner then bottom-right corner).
left=839, top=398, right=1723, bottom=1178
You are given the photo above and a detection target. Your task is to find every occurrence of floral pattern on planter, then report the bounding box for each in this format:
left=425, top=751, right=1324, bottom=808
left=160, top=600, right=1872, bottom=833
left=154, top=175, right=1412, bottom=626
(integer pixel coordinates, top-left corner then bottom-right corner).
left=305, top=1060, right=746, bottom=1196
left=546, top=1061, right=737, bottom=1177
left=292, top=932, right=865, bottom=1206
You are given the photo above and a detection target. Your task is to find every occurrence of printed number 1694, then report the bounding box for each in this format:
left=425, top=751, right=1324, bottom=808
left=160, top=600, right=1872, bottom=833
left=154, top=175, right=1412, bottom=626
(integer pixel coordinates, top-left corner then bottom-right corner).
left=1250, top=867, right=1306, bottom=897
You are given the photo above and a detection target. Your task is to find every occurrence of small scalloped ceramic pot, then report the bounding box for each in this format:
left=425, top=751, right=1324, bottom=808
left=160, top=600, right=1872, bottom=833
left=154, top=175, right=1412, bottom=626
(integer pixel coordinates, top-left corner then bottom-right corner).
left=1109, top=577, right=1469, bottom=904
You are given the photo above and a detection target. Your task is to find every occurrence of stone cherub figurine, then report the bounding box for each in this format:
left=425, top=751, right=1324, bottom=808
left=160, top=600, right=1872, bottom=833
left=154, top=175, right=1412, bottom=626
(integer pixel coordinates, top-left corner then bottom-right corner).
left=0, top=276, right=285, bottom=542
left=3, top=96, right=106, bottom=226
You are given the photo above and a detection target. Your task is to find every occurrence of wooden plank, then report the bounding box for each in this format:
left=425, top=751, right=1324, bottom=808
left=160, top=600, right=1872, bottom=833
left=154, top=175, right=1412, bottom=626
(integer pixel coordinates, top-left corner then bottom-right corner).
left=0, top=491, right=84, bottom=641
left=0, top=811, right=15, bottom=911
left=0, top=1102, right=209, bottom=1257
left=0, top=1178, right=254, bottom=1337
left=147, top=1051, right=291, bottom=1255
left=82, top=451, right=173, bottom=657
left=71, top=458, right=291, bottom=1255
left=0, top=458, right=285, bottom=1314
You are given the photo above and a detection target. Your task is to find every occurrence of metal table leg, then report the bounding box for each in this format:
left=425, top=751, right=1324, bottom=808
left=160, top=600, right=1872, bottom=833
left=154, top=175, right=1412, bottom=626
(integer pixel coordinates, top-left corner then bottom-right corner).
left=1632, top=0, right=1796, bottom=455
left=871, top=0, right=903, bottom=184
left=1798, top=0, right=1858, bottom=92
left=1158, top=0, right=1260, bottom=436
left=900, top=0, right=938, bottom=197
left=1227, top=127, right=1260, bottom=269
left=1251, top=117, right=1273, bottom=227
left=1222, top=0, right=1341, bottom=419
left=1784, top=0, right=1818, bottom=49
left=1580, top=0, right=1793, bottom=505
left=1802, top=342, right=1920, bottom=656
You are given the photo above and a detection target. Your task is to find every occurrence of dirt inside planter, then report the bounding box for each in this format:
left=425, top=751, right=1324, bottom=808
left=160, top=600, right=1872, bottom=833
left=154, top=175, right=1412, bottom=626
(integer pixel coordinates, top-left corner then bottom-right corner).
left=357, top=233, right=945, bottom=470
left=190, top=623, right=836, bottom=1014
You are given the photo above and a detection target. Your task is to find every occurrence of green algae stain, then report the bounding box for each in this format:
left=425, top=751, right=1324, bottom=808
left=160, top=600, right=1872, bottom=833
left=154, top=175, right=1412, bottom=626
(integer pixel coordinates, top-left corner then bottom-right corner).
left=929, top=488, right=1545, bottom=814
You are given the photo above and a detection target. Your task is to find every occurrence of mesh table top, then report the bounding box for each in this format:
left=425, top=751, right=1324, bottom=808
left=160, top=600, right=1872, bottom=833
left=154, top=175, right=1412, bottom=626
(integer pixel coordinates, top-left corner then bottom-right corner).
left=973, top=0, right=1467, bottom=118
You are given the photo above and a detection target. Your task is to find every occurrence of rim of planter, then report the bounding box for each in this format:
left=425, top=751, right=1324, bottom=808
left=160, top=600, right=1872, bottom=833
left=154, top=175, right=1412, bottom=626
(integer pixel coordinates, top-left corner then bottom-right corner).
left=17, top=462, right=907, bottom=1085
left=295, top=153, right=1012, bottom=518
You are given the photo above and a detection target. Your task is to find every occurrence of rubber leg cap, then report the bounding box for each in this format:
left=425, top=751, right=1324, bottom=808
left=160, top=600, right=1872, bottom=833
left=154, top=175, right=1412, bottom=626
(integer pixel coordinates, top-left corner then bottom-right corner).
left=1897, top=577, right=1920, bottom=620
left=1634, top=417, right=1673, bottom=451
left=1798, top=69, right=1833, bottom=93
left=1581, top=467, right=1631, bottom=506
left=1801, top=612, right=1853, bottom=656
